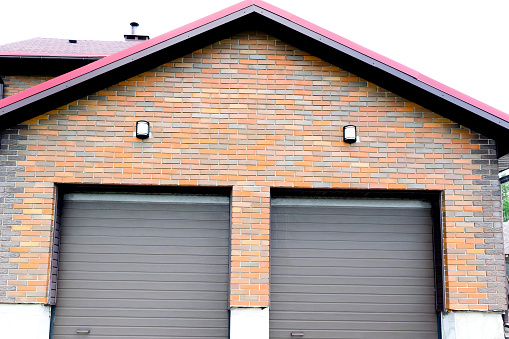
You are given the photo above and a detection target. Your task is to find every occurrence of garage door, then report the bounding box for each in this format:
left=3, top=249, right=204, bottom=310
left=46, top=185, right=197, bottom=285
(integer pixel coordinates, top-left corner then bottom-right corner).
left=270, top=197, right=438, bottom=339
left=52, top=192, right=230, bottom=339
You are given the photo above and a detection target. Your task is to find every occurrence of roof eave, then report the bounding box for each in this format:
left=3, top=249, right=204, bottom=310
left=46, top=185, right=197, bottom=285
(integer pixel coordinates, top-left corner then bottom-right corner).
left=0, top=56, right=101, bottom=76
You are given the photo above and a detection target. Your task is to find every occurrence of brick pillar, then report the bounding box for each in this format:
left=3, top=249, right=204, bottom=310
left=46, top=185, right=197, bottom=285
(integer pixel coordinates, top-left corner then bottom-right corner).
left=230, top=185, right=270, bottom=307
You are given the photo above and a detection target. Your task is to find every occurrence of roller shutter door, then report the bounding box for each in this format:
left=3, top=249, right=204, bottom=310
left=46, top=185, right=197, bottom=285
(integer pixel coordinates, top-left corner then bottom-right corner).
left=270, top=197, right=438, bottom=339
left=52, top=193, right=230, bottom=339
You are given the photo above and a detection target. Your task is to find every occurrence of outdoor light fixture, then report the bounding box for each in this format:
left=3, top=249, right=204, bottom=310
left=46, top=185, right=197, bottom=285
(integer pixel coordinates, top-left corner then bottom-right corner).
left=136, top=120, right=150, bottom=139
left=343, top=125, right=357, bottom=144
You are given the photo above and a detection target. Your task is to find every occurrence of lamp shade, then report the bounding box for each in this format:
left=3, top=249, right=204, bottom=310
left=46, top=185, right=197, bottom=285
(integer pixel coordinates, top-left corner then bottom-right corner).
left=343, top=125, right=356, bottom=143
left=136, top=120, right=150, bottom=139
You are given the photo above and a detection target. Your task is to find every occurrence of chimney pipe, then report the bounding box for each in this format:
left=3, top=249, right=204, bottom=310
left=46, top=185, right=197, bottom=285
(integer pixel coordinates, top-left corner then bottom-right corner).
left=124, top=22, right=149, bottom=41
left=130, top=22, right=139, bottom=35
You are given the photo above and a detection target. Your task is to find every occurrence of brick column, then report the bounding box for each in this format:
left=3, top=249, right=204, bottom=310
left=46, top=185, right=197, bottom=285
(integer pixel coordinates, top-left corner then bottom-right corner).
left=230, top=185, right=270, bottom=307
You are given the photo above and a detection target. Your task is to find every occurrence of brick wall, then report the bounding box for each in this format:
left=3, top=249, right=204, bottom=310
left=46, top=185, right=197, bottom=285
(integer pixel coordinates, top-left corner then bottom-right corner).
left=1, top=75, right=54, bottom=97
left=0, top=31, right=505, bottom=310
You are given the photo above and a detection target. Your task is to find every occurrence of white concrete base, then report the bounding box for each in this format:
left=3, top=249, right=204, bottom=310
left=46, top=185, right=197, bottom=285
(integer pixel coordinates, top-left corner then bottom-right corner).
left=442, top=311, right=504, bottom=339
left=230, top=307, right=269, bottom=339
left=0, top=304, right=51, bottom=339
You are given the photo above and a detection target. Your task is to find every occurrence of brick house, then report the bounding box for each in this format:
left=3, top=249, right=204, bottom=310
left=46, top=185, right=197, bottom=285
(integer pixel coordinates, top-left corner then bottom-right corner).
left=0, top=1, right=508, bottom=338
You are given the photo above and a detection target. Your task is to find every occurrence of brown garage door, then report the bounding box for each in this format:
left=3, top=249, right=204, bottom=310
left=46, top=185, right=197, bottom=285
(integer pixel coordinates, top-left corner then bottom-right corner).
left=52, top=193, right=230, bottom=339
left=270, top=197, right=438, bottom=339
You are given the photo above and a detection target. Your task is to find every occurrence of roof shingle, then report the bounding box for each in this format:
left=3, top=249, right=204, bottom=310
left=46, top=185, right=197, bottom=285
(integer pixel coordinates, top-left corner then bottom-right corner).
left=0, top=37, right=142, bottom=57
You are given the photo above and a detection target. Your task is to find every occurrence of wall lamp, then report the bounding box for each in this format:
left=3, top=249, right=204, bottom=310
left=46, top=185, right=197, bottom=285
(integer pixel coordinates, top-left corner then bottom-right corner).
left=136, top=120, right=150, bottom=139
left=343, top=125, right=357, bottom=144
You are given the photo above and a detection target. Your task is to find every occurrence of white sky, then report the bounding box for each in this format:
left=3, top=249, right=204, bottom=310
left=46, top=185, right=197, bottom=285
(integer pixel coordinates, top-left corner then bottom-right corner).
left=2, top=0, right=508, bottom=114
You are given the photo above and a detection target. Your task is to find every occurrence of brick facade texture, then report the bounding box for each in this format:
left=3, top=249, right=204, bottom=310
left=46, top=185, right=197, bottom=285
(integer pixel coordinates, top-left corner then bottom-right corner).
left=1, top=75, right=54, bottom=97
left=0, top=31, right=505, bottom=310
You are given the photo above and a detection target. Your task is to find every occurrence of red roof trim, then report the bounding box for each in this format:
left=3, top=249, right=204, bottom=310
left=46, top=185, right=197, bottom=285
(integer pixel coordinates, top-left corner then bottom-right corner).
left=0, top=0, right=253, bottom=110
left=254, top=0, right=508, bottom=121
left=255, top=0, right=420, bottom=79
left=416, top=73, right=509, bottom=121
left=0, top=0, right=507, bottom=123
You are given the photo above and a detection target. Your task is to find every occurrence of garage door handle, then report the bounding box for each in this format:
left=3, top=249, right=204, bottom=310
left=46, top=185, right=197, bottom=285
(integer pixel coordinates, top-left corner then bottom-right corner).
left=76, top=329, right=90, bottom=334
left=291, top=332, right=304, bottom=337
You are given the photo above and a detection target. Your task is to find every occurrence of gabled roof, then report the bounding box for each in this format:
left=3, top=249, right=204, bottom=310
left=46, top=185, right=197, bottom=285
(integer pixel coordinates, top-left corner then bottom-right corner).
left=1, top=0, right=509, bottom=156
